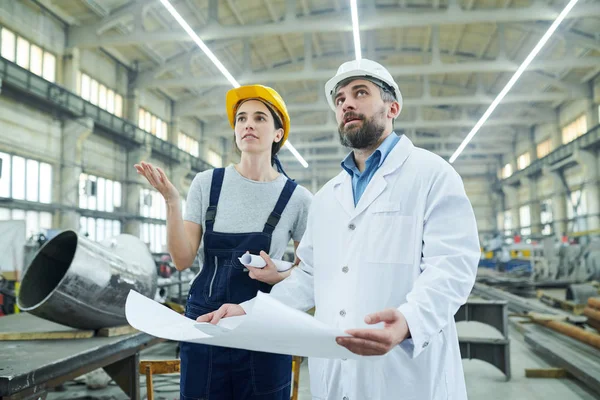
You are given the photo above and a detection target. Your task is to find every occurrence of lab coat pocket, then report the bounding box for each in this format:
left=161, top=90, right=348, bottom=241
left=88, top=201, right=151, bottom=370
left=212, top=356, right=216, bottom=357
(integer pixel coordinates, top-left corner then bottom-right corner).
left=367, top=203, right=415, bottom=264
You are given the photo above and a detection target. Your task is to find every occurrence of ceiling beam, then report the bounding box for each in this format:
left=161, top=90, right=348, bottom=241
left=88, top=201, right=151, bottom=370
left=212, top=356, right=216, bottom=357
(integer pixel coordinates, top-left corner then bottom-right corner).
left=67, top=2, right=600, bottom=48
left=510, top=22, right=600, bottom=53
left=147, top=57, right=600, bottom=89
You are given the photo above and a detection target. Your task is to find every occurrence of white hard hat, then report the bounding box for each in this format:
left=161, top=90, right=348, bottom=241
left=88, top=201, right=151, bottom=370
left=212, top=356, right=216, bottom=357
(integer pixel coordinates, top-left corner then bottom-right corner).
left=324, top=58, right=403, bottom=113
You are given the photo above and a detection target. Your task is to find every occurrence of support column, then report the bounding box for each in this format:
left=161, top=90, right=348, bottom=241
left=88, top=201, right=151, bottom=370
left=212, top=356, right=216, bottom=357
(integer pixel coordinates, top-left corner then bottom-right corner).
left=529, top=128, right=538, bottom=162
left=171, top=160, right=192, bottom=195
left=575, top=148, right=600, bottom=230
left=584, top=97, right=599, bottom=130
left=124, top=143, right=152, bottom=236
left=501, top=185, right=519, bottom=236
left=490, top=188, right=504, bottom=233
left=169, top=117, right=180, bottom=146
left=549, top=122, right=562, bottom=150
left=63, top=48, right=80, bottom=93
left=59, top=118, right=94, bottom=230
left=546, top=167, right=568, bottom=237
left=127, top=87, right=140, bottom=125
left=523, top=177, right=541, bottom=235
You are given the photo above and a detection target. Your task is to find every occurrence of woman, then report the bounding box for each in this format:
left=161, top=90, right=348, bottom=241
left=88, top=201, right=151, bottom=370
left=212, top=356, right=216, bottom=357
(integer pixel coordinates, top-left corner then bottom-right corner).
left=134, top=84, right=312, bottom=400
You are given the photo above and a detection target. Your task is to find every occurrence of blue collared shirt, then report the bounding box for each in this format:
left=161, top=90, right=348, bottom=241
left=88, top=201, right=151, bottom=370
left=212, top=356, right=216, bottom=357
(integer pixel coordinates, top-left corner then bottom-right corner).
left=341, top=132, right=401, bottom=206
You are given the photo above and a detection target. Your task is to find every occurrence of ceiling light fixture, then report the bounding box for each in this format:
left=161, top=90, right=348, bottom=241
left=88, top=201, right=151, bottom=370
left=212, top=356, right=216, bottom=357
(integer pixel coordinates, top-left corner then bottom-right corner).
left=449, top=0, right=580, bottom=164
left=159, top=0, right=308, bottom=168
left=350, top=0, right=362, bottom=60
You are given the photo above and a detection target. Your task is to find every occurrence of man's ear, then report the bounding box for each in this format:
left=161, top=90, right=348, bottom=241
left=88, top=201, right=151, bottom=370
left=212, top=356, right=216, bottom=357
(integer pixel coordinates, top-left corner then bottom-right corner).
left=388, top=101, right=401, bottom=119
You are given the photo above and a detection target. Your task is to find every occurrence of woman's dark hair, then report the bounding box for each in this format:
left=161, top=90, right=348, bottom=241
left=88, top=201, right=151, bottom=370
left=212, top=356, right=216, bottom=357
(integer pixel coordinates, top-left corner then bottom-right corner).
left=232, top=100, right=284, bottom=164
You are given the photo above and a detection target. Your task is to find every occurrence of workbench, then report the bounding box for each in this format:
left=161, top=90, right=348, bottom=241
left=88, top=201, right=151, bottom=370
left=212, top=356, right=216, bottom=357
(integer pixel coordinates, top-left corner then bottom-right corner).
left=0, top=313, right=162, bottom=400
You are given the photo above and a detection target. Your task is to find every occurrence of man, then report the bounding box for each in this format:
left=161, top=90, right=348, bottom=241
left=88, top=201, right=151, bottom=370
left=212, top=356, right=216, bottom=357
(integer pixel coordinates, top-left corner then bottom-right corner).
left=199, top=59, right=481, bottom=400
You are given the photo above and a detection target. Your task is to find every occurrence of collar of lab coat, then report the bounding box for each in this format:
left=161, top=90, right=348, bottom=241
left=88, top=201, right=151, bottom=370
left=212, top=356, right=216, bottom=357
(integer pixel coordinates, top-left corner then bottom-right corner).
left=332, top=134, right=414, bottom=218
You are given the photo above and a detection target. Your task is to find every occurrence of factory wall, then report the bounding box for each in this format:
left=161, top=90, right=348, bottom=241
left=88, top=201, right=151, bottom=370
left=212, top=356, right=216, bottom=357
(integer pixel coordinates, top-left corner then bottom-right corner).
left=497, top=74, right=600, bottom=240
left=0, top=2, right=206, bottom=254
left=463, top=176, right=498, bottom=238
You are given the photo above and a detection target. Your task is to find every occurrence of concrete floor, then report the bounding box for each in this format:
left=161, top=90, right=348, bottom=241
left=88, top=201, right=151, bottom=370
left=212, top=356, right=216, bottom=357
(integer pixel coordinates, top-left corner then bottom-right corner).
left=45, top=321, right=597, bottom=400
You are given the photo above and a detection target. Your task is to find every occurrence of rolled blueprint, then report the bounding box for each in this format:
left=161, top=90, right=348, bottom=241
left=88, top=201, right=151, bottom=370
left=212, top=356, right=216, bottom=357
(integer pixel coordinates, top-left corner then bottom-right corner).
left=238, top=253, right=293, bottom=272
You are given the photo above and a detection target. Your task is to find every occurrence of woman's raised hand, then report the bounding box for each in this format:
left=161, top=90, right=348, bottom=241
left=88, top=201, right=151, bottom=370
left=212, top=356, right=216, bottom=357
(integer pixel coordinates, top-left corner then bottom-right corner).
left=134, top=161, right=180, bottom=203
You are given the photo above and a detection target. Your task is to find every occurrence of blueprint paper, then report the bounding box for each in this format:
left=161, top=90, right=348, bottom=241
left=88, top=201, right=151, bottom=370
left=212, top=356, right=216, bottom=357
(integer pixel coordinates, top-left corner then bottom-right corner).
left=125, top=290, right=358, bottom=359
left=238, top=253, right=293, bottom=272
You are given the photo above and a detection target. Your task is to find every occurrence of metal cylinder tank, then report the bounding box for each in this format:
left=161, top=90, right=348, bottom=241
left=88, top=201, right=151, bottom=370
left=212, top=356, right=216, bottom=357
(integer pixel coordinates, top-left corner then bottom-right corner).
left=17, top=230, right=157, bottom=330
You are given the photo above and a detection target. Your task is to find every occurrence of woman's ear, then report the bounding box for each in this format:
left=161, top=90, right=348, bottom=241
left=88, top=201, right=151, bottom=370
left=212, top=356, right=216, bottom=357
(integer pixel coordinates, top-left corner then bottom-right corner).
left=273, top=128, right=284, bottom=143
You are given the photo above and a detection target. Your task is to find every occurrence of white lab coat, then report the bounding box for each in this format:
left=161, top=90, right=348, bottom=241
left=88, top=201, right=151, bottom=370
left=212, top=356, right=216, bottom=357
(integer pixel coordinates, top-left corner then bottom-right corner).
left=269, top=135, right=481, bottom=400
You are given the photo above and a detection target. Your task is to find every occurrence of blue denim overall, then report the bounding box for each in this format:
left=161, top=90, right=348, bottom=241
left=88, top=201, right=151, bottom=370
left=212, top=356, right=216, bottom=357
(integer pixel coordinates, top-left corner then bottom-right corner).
left=180, top=168, right=297, bottom=400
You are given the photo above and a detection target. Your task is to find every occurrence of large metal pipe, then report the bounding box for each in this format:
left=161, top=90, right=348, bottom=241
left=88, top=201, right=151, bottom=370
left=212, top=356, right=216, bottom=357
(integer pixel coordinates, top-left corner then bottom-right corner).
left=589, top=297, right=600, bottom=309
left=17, top=230, right=157, bottom=330
left=533, top=318, right=600, bottom=350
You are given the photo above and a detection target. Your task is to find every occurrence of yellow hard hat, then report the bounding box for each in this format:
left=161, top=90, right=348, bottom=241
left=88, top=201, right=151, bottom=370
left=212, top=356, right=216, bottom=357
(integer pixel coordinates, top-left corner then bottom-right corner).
left=226, top=85, right=291, bottom=147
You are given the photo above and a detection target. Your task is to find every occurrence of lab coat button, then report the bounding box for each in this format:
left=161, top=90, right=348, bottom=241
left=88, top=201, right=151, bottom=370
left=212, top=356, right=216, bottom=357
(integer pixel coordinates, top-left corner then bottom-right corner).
left=340, top=309, right=346, bottom=317
left=343, top=397, right=349, bottom=400
left=342, top=266, right=349, bottom=273
left=348, top=223, right=355, bottom=230
left=422, top=341, right=429, bottom=348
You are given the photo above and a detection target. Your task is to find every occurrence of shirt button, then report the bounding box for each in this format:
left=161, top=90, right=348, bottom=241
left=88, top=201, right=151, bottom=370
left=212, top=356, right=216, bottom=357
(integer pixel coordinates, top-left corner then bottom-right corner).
left=340, top=309, right=346, bottom=317
left=422, top=341, right=429, bottom=348
left=348, top=223, right=355, bottom=230
left=342, top=266, right=349, bottom=273
left=343, top=397, right=349, bottom=400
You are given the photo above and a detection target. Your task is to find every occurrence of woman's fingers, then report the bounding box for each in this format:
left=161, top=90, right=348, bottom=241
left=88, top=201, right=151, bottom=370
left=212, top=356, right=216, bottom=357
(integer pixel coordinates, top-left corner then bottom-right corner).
left=156, top=167, right=168, bottom=185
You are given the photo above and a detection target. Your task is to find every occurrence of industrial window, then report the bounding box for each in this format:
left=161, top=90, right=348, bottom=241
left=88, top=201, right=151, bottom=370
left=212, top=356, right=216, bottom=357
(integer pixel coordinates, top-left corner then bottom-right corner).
left=77, top=72, right=123, bottom=117
left=16, top=37, right=29, bottom=69
left=90, top=79, right=98, bottom=105
left=0, top=152, right=10, bottom=198
left=562, top=114, right=587, bottom=144
left=42, top=52, right=56, bottom=82
left=536, top=138, right=552, bottom=159
left=1, top=28, right=15, bottom=61
left=540, top=199, right=553, bottom=235
left=107, top=89, right=115, bottom=114
left=517, top=152, right=530, bottom=170
left=0, top=208, right=53, bottom=238
left=140, top=188, right=167, bottom=220
left=519, top=205, right=531, bottom=236
left=98, top=84, right=107, bottom=109
left=0, top=27, right=56, bottom=82
left=140, top=222, right=167, bottom=253
left=178, top=132, right=199, bottom=157
left=79, top=216, right=121, bottom=242
left=80, top=73, right=91, bottom=100
left=138, top=108, right=168, bottom=140
left=79, top=173, right=122, bottom=212
left=0, top=152, right=52, bottom=203
left=29, top=44, right=42, bottom=76
left=501, top=163, right=512, bottom=179
left=207, top=150, right=223, bottom=168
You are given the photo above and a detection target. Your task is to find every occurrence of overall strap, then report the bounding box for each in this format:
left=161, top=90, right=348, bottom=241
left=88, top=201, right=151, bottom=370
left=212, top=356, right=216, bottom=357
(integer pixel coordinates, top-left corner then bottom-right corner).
left=205, top=168, right=225, bottom=232
left=263, top=179, right=298, bottom=235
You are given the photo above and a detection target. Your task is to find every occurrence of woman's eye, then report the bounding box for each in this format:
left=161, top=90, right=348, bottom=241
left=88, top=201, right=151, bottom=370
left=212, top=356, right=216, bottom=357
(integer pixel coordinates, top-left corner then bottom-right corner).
left=237, top=116, right=245, bottom=122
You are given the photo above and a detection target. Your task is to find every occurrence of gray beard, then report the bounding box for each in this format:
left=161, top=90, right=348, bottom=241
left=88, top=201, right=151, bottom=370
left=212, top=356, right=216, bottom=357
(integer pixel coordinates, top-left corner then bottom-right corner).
left=338, top=112, right=386, bottom=150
